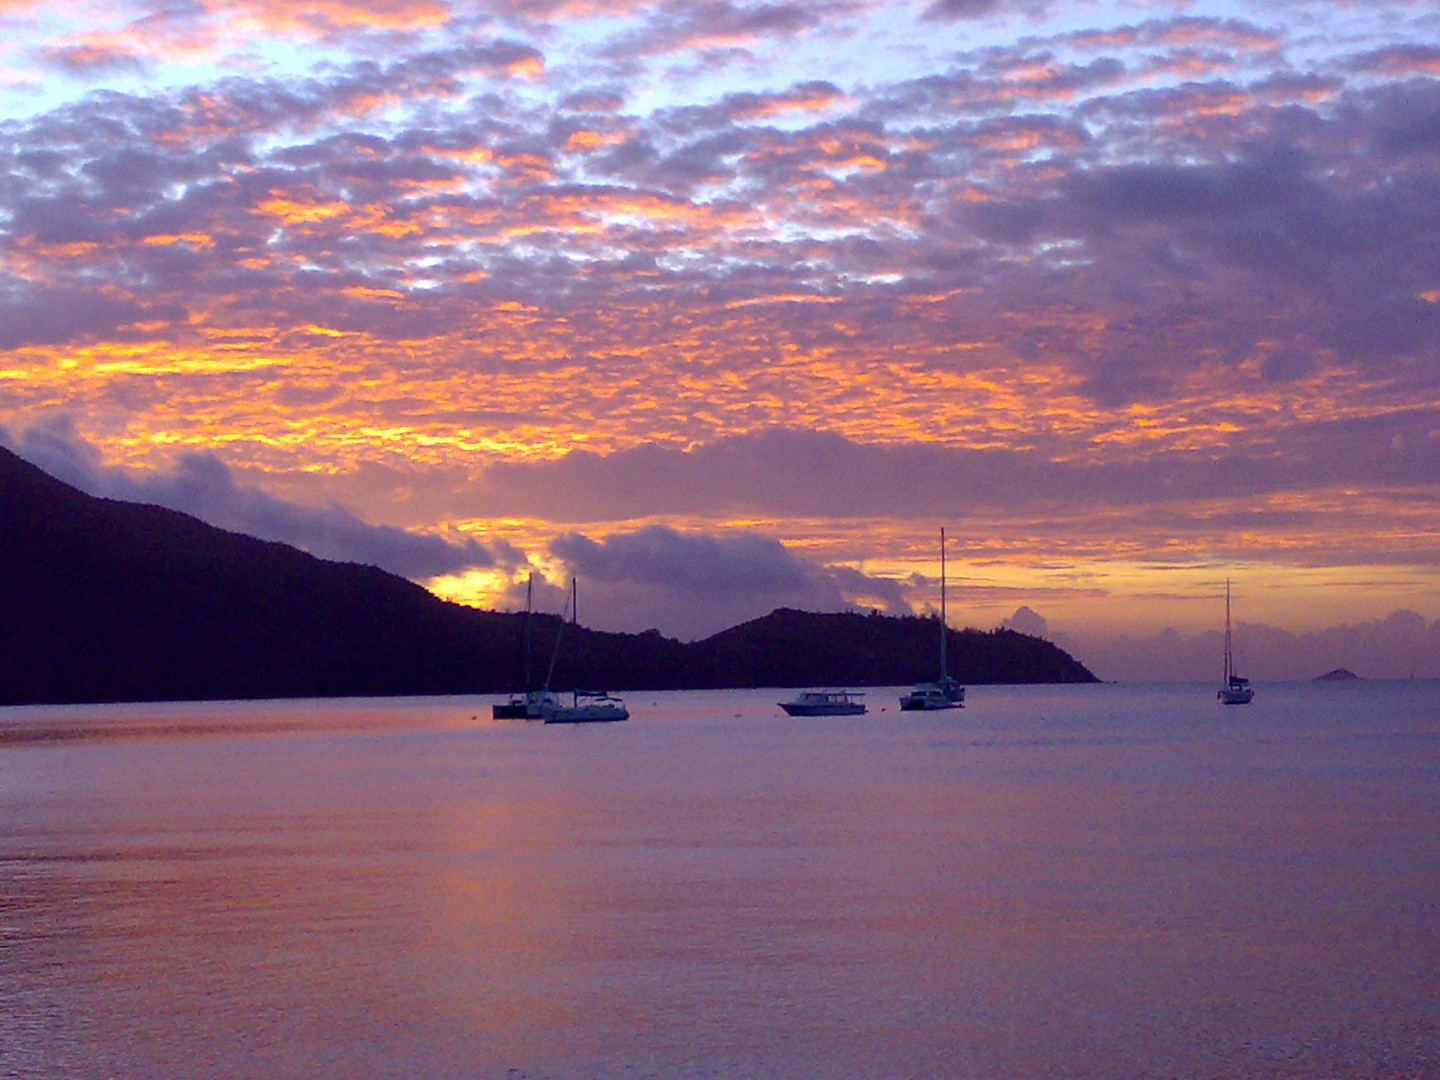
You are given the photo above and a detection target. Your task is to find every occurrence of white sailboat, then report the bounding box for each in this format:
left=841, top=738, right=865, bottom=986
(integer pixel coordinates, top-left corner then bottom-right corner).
left=1217, top=579, right=1254, bottom=705
left=900, top=528, right=965, bottom=710
left=540, top=578, right=629, bottom=724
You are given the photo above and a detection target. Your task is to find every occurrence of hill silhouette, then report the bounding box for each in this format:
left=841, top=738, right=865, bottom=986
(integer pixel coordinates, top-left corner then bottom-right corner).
left=0, top=446, right=1095, bottom=705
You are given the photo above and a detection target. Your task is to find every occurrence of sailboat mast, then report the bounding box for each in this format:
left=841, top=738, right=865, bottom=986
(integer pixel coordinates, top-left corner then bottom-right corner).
left=543, top=577, right=574, bottom=693
left=1223, top=578, right=1233, bottom=682
left=521, top=573, right=534, bottom=689
left=939, top=527, right=948, bottom=681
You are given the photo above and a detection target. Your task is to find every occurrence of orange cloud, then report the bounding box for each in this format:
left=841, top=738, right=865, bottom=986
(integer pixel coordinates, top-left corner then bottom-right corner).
left=223, top=0, right=451, bottom=37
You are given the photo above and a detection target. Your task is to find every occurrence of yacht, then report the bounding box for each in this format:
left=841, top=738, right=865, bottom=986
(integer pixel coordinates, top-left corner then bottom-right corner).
left=538, top=578, right=630, bottom=724
left=542, top=690, right=630, bottom=724
left=1217, top=579, right=1254, bottom=705
left=495, top=688, right=564, bottom=720
left=899, top=677, right=965, bottom=711
left=493, top=574, right=544, bottom=718
left=900, top=528, right=965, bottom=711
left=779, top=689, right=867, bottom=716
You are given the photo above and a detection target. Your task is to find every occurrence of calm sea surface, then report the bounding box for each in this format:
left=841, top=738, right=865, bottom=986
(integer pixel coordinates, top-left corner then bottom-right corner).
left=2, top=682, right=1438, bottom=1080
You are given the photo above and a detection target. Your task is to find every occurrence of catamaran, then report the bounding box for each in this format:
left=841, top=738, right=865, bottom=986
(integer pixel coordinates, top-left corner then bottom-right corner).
left=1217, top=579, right=1254, bottom=705
left=539, top=578, right=629, bottom=724
left=900, top=528, right=965, bottom=710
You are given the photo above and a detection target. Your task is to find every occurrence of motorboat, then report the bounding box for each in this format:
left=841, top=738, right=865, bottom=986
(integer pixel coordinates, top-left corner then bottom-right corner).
left=1217, top=579, right=1254, bottom=705
left=779, top=689, right=867, bottom=716
left=899, top=527, right=965, bottom=710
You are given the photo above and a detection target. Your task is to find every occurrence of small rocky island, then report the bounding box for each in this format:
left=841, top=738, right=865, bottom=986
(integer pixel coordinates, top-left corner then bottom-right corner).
left=1314, top=668, right=1361, bottom=681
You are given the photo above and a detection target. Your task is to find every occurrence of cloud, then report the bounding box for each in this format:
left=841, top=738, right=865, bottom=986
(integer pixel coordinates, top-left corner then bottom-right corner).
left=0, top=285, right=188, bottom=349
left=39, top=43, right=151, bottom=75
left=921, top=0, right=1042, bottom=21
left=547, top=523, right=908, bottom=638
left=1, top=417, right=513, bottom=580
left=476, top=424, right=1440, bottom=525
left=599, top=0, right=846, bottom=61
left=1001, top=605, right=1049, bottom=638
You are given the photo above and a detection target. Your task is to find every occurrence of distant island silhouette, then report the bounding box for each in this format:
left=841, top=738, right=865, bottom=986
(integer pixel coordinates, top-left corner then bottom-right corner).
left=1314, top=668, right=1361, bottom=681
left=0, top=446, right=1096, bottom=705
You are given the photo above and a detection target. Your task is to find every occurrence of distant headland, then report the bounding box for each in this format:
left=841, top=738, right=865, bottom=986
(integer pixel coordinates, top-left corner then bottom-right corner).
left=0, top=446, right=1097, bottom=706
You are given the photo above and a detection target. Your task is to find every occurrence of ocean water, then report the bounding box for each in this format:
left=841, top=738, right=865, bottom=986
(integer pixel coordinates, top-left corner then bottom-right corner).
left=2, top=682, right=1437, bottom=1080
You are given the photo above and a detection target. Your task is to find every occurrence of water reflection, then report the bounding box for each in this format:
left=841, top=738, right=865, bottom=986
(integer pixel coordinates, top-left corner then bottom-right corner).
left=2, top=685, right=1438, bottom=1078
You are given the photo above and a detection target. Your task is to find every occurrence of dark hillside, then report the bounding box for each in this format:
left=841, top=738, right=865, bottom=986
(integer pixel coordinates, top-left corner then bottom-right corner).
left=683, top=608, right=1096, bottom=688
left=0, top=445, right=514, bottom=703
left=1, top=446, right=1094, bottom=704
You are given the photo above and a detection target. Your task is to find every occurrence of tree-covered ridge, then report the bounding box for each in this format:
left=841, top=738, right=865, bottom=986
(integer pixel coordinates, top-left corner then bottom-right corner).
left=1, top=447, right=1095, bottom=706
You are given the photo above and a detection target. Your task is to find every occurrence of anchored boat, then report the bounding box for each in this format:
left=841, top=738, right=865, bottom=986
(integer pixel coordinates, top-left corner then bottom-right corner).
left=1217, top=579, right=1254, bottom=705
left=540, top=578, right=630, bottom=724
left=779, top=689, right=867, bottom=716
left=900, top=528, right=965, bottom=711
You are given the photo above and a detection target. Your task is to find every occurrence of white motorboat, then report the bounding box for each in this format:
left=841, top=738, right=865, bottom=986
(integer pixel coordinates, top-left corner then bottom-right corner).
left=779, top=689, right=867, bottom=716
left=1217, top=579, right=1254, bottom=705
left=900, top=528, right=965, bottom=711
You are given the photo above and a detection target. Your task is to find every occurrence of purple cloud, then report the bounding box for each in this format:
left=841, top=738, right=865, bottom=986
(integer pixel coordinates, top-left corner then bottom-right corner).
left=476, top=424, right=1440, bottom=525
left=548, top=524, right=908, bottom=638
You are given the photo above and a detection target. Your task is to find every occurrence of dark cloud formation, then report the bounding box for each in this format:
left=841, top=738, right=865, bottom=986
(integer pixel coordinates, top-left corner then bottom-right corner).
left=548, top=524, right=908, bottom=638
left=477, top=424, right=1440, bottom=529
left=0, top=286, right=187, bottom=350
left=1, top=419, right=514, bottom=580
left=922, top=0, right=1050, bottom=22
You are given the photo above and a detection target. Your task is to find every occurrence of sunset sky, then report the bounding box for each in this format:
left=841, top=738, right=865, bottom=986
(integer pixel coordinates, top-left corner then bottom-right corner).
left=3, top=0, right=1439, bottom=680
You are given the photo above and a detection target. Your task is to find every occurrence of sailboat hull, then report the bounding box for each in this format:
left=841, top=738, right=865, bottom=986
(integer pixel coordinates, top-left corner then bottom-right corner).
left=899, top=681, right=965, bottom=710
left=541, top=689, right=630, bottom=723
left=542, top=702, right=629, bottom=723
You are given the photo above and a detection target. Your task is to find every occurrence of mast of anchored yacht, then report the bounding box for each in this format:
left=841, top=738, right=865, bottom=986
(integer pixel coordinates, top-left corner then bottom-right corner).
left=1223, top=579, right=1233, bottom=684
left=940, top=527, right=948, bottom=683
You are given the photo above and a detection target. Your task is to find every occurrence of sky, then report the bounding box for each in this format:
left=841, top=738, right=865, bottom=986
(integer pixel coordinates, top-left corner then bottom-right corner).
left=2, top=0, right=1440, bottom=681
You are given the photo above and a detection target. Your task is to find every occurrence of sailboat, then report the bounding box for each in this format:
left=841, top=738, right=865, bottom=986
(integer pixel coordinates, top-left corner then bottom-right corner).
left=492, top=574, right=557, bottom=719
left=1217, top=578, right=1254, bottom=705
left=539, top=578, right=629, bottom=724
left=900, top=528, right=965, bottom=711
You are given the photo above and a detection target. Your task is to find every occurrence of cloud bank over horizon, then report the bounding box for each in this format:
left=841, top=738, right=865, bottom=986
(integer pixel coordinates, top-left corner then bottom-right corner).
left=8, top=421, right=1439, bottom=679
